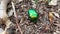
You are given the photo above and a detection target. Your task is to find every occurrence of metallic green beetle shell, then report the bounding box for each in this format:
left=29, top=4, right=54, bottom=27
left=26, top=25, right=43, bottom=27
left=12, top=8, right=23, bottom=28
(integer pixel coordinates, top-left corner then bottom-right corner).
left=28, top=8, right=38, bottom=22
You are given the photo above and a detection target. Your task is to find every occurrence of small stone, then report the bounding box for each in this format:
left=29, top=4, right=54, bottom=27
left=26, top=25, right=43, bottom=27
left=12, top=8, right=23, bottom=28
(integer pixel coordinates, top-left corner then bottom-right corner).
left=19, top=0, right=23, bottom=2
left=48, top=0, right=58, bottom=5
left=58, top=9, right=60, bottom=12
left=56, top=30, right=60, bottom=34
left=8, top=9, right=14, bottom=17
left=52, top=12, right=59, bottom=18
left=31, top=0, right=35, bottom=4
left=53, top=32, right=57, bottom=34
left=0, top=28, right=4, bottom=34
left=32, top=4, right=36, bottom=9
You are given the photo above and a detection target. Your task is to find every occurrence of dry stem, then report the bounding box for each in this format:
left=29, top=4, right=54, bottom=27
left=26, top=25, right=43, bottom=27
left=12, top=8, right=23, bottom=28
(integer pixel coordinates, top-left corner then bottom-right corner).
left=11, top=1, right=23, bottom=34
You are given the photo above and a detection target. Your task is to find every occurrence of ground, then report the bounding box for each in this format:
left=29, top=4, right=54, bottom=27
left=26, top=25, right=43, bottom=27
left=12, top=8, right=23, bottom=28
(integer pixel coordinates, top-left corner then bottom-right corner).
left=0, top=0, right=60, bottom=34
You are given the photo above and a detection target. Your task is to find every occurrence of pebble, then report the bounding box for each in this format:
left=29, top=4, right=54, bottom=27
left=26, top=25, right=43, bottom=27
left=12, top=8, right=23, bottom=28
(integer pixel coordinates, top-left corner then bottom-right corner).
left=53, top=32, right=57, bottom=34
left=8, top=9, right=14, bottom=17
left=19, top=0, right=23, bottom=2
left=52, top=12, right=59, bottom=18
left=32, top=4, right=36, bottom=9
left=58, top=9, right=60, bottom=12
left=49, top=0, right=58, bottom=5
left=0, top=28, right=4, bottom=34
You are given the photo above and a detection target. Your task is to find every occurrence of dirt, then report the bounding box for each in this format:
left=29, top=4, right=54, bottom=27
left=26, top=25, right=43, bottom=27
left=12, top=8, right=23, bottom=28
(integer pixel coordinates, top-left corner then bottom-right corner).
left=0, top=0, right=60, bottom=34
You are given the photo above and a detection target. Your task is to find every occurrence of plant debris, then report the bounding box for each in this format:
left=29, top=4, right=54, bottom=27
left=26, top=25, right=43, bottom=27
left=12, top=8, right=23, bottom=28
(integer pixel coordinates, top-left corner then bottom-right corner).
left=0, top=0, right=60, bottom=34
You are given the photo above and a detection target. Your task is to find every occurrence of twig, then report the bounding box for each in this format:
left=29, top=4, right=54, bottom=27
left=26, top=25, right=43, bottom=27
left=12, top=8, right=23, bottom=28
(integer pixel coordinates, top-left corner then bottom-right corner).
left=11, top=1, right=23, bottom=34
left=40, top=21, right=54, bottom=34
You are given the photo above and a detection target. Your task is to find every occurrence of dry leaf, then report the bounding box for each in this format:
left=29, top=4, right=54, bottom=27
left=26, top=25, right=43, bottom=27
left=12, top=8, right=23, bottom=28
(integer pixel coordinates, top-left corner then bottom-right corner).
left=48, top=12, right=54, bottom=21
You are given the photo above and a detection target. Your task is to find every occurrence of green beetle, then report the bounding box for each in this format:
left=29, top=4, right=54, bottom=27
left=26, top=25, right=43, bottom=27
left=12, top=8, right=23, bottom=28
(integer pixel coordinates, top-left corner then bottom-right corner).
left=28, top=8, right=39, bottom=23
